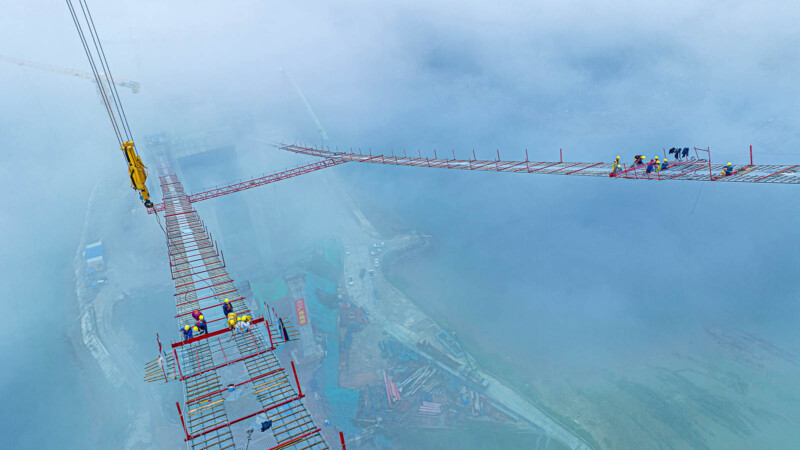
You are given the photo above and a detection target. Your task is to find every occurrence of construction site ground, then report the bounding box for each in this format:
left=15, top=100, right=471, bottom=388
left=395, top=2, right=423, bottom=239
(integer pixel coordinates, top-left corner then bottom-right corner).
left=332, top=195, right=589, bottom=450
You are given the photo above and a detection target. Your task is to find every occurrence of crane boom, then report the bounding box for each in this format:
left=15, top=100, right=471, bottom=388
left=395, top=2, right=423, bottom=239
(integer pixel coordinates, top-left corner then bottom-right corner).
left=0, top=54, right=140, bottom=93
left=283, top=69, right=330, bottom=142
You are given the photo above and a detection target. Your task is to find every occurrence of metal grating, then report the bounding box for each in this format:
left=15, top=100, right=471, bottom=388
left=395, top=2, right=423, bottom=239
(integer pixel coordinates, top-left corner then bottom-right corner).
left=154, top=160, right=329, bottom=449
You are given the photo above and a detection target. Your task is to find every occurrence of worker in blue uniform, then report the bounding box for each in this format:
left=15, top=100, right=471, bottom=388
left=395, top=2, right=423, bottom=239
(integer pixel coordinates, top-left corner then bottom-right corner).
left=722, top=162, right=734, bottom=176
left=634, top=154, right=644, bottom=165
left=661, top=159, right=669, bottom=171
left=646, top=158, right=655, bottom=174
left=196, top=315, right=208, bottom=334
left=181, top=325, right=193, bottom=341
left=222, top=298, right=233, bottom=316
left=682, top=147, right=690, bottom=159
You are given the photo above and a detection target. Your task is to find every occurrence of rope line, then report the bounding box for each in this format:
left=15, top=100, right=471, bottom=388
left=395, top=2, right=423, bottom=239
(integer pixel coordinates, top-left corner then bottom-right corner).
left=66, top=0, right=136, bottom=155
left=65, top=0, right=122, bottom=146
left=78, top=0, right=134, bottom=140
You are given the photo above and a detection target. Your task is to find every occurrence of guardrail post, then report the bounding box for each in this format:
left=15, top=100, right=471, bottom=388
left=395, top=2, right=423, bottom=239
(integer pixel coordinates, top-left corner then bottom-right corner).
left=291, top=361, right=303, bottom=397
left=176, top=402, right=190, bottom=440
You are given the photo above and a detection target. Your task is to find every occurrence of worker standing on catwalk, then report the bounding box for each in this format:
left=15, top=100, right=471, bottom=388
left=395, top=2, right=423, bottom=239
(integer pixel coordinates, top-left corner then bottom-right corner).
left=222, top=298, right=233, bottom=316
left=646, top=158, right=655, bottom=174
left=235, top=316, right=251, bottom=335
left=661, top=158, right=669, bottom=171
left=611, top=156, right=623, bottom=175
left=634, top=154, right=644, bottom=165
left=226, top=318, right=237, bottom=340
left=181, top=325, right=193, bottom=341
left=196, top=315, right=208, bottom=334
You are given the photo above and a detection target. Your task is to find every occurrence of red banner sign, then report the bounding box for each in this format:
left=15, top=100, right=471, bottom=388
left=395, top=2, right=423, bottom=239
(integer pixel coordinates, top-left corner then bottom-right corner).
left=295, top=298, right=308, bottom=326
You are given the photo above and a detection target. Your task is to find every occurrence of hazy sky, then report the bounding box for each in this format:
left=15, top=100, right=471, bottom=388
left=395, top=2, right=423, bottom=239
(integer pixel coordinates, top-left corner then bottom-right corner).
left=2, top=0, right=800, bottom=448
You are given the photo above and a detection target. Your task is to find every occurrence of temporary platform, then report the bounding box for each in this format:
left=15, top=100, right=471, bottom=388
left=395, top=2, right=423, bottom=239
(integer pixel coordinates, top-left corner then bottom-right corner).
left=144, top=143, right=800, bottom=215
left=277, top=144, right=800, bottom=184
left=143, top=158, right=335, bottom=449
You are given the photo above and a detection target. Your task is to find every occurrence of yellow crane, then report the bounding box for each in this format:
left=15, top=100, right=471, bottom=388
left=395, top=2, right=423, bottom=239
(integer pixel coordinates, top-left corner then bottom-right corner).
left=0, top=54, right=140, bottom=93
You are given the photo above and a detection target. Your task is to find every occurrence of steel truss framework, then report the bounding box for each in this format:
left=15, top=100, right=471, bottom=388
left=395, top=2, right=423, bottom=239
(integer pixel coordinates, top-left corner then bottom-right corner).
left=277, top=144, right=800, bottom=184
left=146, top=143, right=800, bottom=215
left=146, top=160, right=332, bottom=450
left=147, top=157, right=346, bottom=213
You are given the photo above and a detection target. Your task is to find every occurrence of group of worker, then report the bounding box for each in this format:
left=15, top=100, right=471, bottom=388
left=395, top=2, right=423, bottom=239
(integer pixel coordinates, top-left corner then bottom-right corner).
left=612, top=155, right=671, bottom=175
left=180, top=310, right=209, bottom=341
left=179, top=298, right=252, bottom=341
left=612, top=153, right=736, bottom=177
left=227, top=311, right=253, bottom=340
left=223, top=297, right=253, bottom=337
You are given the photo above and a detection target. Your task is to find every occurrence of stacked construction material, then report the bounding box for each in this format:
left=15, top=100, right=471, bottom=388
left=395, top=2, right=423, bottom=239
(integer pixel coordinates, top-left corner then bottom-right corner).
left=418, top=401, right=442, bottom=416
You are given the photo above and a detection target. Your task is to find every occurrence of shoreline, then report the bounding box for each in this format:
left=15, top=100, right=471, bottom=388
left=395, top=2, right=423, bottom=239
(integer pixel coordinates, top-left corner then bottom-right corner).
left=65, top=176, right=171, bottom=449
left=380, top=238, right=600, bottom=449
left=337, top=183, right=595, bottom=449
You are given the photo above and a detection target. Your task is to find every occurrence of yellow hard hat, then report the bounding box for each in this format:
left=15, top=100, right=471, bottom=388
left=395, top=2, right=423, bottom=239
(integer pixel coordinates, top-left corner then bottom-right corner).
left=184, top=325, right=190, bottom=331
left=237, top=317, right=243, bottom=321
left=727, top=162, right=732, bottom=166
left=228, top=319, right=235, bottom=326
left=655, top=156, right=659, bottom=160
left=228, top=312, right=236, bottom=318
left=615, top=156, right=620, bottom=159
left=192, top=326, right=199, bottom=332
left=199, top=315, right=204, bottom=321
left=245, top=315, right=251, bottom=321
left=224, top=298, right=230, bottom=303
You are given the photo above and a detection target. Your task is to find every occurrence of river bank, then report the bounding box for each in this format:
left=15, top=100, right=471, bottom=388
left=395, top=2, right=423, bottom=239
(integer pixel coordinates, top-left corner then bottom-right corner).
left=374, top=208, right=800, bottom=449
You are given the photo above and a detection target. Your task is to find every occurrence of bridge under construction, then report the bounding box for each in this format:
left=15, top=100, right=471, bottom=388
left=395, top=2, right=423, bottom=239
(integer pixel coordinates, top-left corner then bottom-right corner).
left=143, top=158, right=336, bottom=449
left=61, top=0, right=800, bottom=447
left=145, top=142, right=800, bottom=215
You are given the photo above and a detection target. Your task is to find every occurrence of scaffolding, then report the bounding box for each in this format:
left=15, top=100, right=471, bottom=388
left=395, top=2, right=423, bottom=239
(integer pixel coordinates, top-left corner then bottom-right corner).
left=145, top=159, right=331, bottom=449
left=276, top=144, right=800, bottom=184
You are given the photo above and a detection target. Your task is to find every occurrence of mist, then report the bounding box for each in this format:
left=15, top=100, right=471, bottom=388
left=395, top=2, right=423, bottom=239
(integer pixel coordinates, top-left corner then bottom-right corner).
left=2, top=0, right=800, bottom=448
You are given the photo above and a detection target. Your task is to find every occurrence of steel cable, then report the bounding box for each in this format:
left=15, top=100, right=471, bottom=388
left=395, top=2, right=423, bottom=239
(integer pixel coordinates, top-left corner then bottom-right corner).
left=66, top=0, right=122, bottom=145
left=78, top=0, right=134, bottom=141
